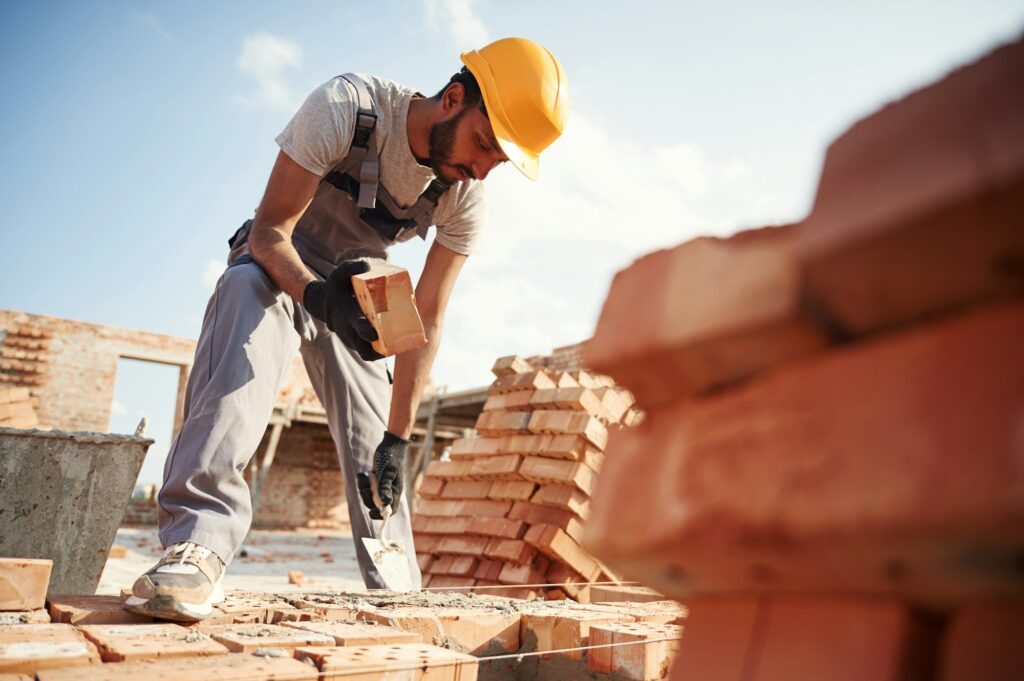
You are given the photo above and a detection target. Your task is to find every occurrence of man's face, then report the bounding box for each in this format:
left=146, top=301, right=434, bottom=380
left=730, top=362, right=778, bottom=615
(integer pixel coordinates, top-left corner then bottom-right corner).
left=428, top=98, right=508, bottom=184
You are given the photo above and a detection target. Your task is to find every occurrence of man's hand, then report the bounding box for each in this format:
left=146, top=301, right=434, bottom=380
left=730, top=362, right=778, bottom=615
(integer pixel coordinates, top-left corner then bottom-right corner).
left=357, top=432, right=409, bottom=520
left=304, top=260, right=384, bottom=362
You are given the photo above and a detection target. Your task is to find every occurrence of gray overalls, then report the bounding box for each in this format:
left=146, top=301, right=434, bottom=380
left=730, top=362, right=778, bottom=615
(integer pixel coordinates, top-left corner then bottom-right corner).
left=157, top=74, right=449, bottom=589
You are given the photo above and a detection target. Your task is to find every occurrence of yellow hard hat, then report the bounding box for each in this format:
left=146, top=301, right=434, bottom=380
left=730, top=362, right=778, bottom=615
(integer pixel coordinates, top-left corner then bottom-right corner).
left=460, top=37, right=569, bottom=180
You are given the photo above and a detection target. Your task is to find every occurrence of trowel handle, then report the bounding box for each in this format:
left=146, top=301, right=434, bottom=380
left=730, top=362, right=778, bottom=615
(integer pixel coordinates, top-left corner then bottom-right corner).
left=368, top=471, right=393, bottom=534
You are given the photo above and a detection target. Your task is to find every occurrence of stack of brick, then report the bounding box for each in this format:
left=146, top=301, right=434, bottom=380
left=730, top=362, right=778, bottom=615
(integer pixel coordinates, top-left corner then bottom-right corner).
left=412, top=355, right=639, bottom=600
left=0, top=324, right=51, bottom=389
left=0, top=387, right=39, bottom=429
left=583, top=37, right=1024, bottom=680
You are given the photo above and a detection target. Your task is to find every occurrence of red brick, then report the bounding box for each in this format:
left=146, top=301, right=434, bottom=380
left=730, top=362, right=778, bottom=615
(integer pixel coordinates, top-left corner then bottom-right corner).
left=428, top=575, right=476, bottom=589
left=498, top=562, right=546, bottom=586
left=358, top=607, right=520, bottom=653
left=455, top=499, right=512, bottom=517
left=0, top=623, right=100, bottom=674
left=297, top=642, right=479, bottom=679
left=468, top=516, right=527, bottom=540
left=0, top=559, right=50, bottom=611
left=416, top=553, right=433, bottom=572
left=414, top=499, right=462, bottom=516
left=528, top=410, right=607, bottom=449
left=416, top=476, right=445, bottom=498
left=586, top=225, right=828, bottom=409
left=412, top=533, right=442, bottom=554
left=35, top=654, right=317, bottom=680
left=450, top=437, right=501, bottom=459
left=508, top=502, right=584, bottom=541
left=589, top=621, right=682, bottom=679
left=446, top=556, right=477, bottom=577
left=499, top=433, right=591, bottom=460
left=524, top=524, right=602, bottom=582
left=487, top=480, right=538, bottom=501
left=429, top=555, right=455, bottom=575
left=421, top=516, right=473, bottom=535
left=484, top=539, right=537, bottom=566
left=939, top=605, right=1024, bottom=681
left=425, top=460, right=472, bottom=480
left=521, top=607, right=628, bottom=660
left=489, top=370, right=555, bottom=395
left=281, top=620, right=421, bottom=645
left=483, top=389, right=535, bottom=412
left=492, top=354, right=533, bottom=377
left=435, top=536, right=490, bottom=557
left=351, top=263, right=426, bottom=356
left=519, top=457, right=596, bottom=494
left=464, top=454, right=523, bottom=481
left=77, top=623, right=229, bottom=662
left=47, top=595, right=151, bottom=625
left=440, top=480, right=493, bottom=499
left=531, top=484, right=589, bottom=518
left=589, top=585, right=667, bottom=604
left=199, top=623, right=334, bottom=652
left=667, top=598, right=762, bottom=681
left=474, top=559, right=504, bottom=582
left=586, top=304, right=1024, bottom=603
left=798, top=39, right=1024, bottom=336
left=475, top=410, right=531, bottom=436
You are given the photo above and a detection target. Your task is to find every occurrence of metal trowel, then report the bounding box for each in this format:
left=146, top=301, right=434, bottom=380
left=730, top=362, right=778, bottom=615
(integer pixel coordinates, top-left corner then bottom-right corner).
left=361, top=472, right=414, bottom=592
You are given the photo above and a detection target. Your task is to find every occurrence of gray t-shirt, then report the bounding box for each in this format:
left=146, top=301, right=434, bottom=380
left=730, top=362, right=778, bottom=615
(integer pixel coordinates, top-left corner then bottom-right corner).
left=275, top=74, right=486, bottom=256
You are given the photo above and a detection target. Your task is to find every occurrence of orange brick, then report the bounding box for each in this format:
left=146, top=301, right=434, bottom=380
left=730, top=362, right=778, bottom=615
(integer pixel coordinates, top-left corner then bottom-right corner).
left=464, top=454, right=523, bottom=481
left=455, top=499, right=512, bottom=517
left=474, top=559, right=504, bottom=582
left=797, top=39, right=1024, bottom=337
left=531, top=484, right=589, bottom=518
left=0, top=559, right=51, bottom=611
left=587, top=304, right=1024, bottom=603
left=594, top=386, right=631, bottom=423
left=521, top=607, right=627, bottom=660
left=428, top=575, right=476, bottom=589
left=487, top=480, right=537, bottom=501
left=528, top=410, right=608, bottom=449
left=939, top=605, right=1024, bottom=681
left=412, top=533, right=442, bottom=554
left=447, top=556, right=479, bottom=577
left=47, top=595, right=151, bottom=625
left=492, top=354, right=533, bottom=377
left=585, top=225, right=828, bottom=409
left=414, top=499, right=462, bottom=515
left=519, top=457, right=596, bottom=494
left=467, top=516, right=527, bottom=540
left=0, top=624, right=100, bottom=674
left=200, top=623, right=334, bottom=652
left=358, top=607, right=520, bottom=653
left=281, top=620, right=421, bottom=646
left=507, top=502, right=584, bottom=541
left=424, top=460, right=472, bottom=480
left=34, top=654, right=316, bottom=680
left=435, top=536, right=490, bottom=557
left=417, top=476, right=445, bottom=498
left=429, top=555, right=455, bottom=575
left=295, top=642, right=478, bottom=680
left=351, top=263, right=427, bottom=357
left=497, top=562, right=546, bottom=586
left=589, top=621, right=682, bottom=679
left=422, top=516, right=473, bottom=535
left=524, top=524, right=602, bottom=582
left=450, top=437, right=501, bottom=459
left=416, top=553, right=434, bottom=572
left=440, top=480, right=493, bottom=499
left=77, top=623, right=228, bottom=662
left=475, top=410, right=531, bottom=437
left=589, top=585, right=667, bottom=604
left=489, top=370, right=556, bottom=395
left=484, top=539, right=537, bottom=566
left=483, top=389, right=535, bottom=412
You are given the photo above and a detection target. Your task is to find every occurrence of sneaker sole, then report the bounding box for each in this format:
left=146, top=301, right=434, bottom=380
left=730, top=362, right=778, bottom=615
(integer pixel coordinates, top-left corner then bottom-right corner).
left=125, top=582, right=225, bottom=622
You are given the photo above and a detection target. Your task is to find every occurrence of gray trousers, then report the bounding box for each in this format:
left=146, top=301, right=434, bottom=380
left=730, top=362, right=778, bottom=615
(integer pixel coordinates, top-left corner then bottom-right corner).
left=156, top=257, right=421, bottom=590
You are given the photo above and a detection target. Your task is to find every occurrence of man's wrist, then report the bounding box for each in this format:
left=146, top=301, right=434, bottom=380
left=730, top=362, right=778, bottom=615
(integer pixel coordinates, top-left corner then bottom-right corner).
left=303, top=280, right=327, bottom=322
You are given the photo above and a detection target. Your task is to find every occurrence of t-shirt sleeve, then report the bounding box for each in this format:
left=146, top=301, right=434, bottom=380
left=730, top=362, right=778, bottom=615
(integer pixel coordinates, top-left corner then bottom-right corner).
left=275, top=78, right=357, bottom=177
left=435, top=182, right=487, bottom=256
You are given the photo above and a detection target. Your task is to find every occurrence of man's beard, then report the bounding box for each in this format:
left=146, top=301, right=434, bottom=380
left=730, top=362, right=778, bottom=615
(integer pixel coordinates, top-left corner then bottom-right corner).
left=427, top=106, right=472, bottom=182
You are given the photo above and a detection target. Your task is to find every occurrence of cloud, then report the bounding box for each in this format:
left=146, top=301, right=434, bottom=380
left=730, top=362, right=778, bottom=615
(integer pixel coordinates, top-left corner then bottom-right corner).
left=421, top=0, right=489, bottom=50
left=130, top=10, right=171, bottom=41
left=236, top=32, right=303, bottom=112
left=111, top=400, right=127, bottom=415
left=203, top=258, right=226, bottom=292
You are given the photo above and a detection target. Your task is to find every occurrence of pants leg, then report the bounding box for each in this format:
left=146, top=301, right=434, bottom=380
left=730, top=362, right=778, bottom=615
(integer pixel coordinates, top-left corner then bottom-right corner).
left=301, top=333, right=422, bottom=590
left=157, top=260, right=305, bottom=565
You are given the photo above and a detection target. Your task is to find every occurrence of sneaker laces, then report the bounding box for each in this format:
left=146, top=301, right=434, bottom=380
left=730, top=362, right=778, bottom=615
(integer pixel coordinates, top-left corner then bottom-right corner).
left=163, top=541, right=212, bottom=567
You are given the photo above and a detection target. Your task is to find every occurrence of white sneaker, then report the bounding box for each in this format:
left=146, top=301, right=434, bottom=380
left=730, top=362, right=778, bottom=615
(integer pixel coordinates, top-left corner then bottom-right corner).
left=125, top=541, right=225, bottom=622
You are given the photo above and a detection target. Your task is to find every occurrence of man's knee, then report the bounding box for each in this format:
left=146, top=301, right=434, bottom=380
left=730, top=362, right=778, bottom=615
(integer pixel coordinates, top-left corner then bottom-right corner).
left=218, top=261, right=281, bottom=303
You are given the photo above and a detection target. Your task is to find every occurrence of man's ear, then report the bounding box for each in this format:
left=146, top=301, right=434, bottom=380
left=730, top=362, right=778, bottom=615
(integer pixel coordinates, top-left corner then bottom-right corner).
left=442, top=82, right=465, bottom=113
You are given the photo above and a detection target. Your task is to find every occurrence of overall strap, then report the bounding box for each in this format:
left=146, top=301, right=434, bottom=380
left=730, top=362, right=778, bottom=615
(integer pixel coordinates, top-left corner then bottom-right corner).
left=337, top=73, right=379, bottom=209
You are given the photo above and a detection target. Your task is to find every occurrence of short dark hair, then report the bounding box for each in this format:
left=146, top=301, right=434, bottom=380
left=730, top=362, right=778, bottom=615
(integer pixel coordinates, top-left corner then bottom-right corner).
left=435, top=67, right=487, bottom=115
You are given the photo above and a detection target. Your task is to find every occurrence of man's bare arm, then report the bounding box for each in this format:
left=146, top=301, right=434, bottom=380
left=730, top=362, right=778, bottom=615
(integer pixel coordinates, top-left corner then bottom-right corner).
left=387, top=240, right=468, bottom=438
left=247, top=150, right=322, bottom=301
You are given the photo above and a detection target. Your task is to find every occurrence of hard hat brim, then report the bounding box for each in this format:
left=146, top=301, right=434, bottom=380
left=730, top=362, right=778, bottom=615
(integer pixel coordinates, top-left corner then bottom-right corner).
left=461, top=49, right=540, bottom=181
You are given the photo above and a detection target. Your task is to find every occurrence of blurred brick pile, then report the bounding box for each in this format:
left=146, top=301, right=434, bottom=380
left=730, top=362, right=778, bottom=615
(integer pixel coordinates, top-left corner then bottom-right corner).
left=583, top=37, right=1024, bottom=680
left=0, top=387, right=38, bottom=429
left=412, top=356, right=640, bottom=600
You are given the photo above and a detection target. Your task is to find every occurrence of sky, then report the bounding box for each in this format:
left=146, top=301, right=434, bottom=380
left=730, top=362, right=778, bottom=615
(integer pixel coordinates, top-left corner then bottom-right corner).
left=1, top=1, right=1022, bottom=485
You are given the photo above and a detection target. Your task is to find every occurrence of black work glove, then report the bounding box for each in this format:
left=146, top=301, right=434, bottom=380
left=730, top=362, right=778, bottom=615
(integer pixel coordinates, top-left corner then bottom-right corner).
left=357, top=431, right=409, bottom=520
left=303, top=260, right=384, bottom=362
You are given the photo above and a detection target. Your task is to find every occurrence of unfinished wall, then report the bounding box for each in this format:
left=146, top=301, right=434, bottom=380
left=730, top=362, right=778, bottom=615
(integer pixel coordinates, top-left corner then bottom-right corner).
left=0, top=309, right=194, bottom=434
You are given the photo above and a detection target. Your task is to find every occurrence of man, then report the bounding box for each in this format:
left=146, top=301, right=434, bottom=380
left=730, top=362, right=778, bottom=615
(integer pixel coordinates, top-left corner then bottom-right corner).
left=125, top=37, right=569, bottom=622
